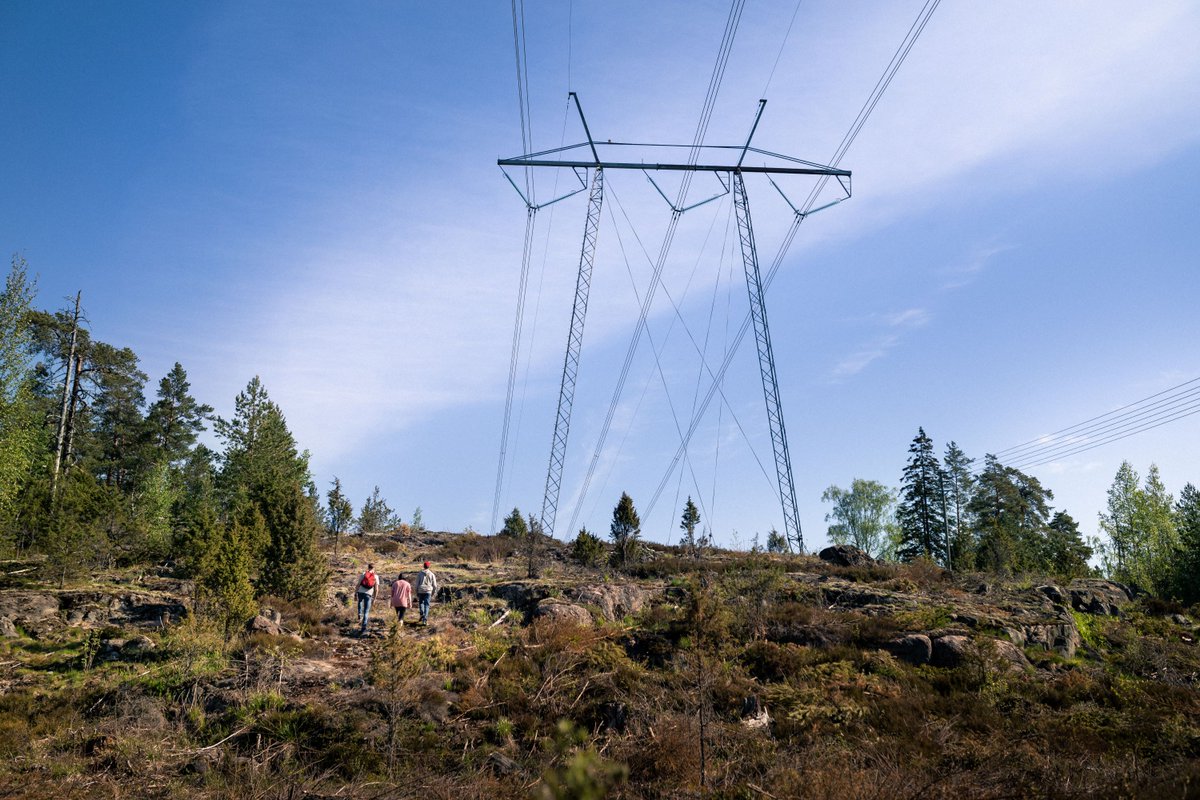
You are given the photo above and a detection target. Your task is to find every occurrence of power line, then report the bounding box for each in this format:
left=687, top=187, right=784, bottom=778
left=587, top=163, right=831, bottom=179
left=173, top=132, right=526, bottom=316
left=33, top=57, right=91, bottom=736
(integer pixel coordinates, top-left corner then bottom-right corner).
left=996, top=376, right=1200, bottom=458
left=564, top=0, right=748, bottom=536
left=999, top=378, right=1200, bottom=470
left=644, top=0, right=943, bottom=521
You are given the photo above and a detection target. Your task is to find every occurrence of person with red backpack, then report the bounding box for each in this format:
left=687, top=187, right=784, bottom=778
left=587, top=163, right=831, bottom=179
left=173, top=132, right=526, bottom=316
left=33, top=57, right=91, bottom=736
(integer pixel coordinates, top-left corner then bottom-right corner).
left=355, top=563, right=378, bottom=635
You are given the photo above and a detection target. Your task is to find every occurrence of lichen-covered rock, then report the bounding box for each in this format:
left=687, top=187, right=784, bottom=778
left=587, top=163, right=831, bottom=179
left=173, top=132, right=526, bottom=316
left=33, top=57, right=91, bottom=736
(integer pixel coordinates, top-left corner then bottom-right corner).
left=572, top=584, right=650, bottom=621
left=1037, top=584, right=1069, bottom=606
left=1023, top=622, right=1082, bottom=658
left=533, top=600, right=592, bottom=626
left=0, top=616, right=18, bottom=638
left=1068, top=579, right=1134, bottom=616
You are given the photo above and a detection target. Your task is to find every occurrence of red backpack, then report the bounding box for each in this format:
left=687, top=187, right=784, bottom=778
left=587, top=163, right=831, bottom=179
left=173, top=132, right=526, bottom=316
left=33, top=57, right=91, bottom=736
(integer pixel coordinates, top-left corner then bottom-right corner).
left=360, top=571, right=376, bottom=589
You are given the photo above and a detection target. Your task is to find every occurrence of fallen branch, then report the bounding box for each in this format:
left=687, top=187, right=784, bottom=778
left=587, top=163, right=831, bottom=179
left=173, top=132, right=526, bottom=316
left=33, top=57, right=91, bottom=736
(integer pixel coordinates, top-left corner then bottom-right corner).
left=489, top=609, right=511, bottom=628
left=195, top=724, right=251, bottom=752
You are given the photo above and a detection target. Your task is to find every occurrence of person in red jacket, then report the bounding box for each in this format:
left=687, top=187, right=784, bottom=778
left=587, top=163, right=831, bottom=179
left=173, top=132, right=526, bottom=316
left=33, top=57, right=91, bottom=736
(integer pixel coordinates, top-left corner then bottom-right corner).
left=355, top=563, right=378, bottom=635
left=390, top=572, right=413, bottom=626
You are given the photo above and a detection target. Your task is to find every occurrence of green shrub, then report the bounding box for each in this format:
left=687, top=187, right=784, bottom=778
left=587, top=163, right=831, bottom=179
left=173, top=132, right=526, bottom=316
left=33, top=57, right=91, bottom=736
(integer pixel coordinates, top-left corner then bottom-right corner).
left=571, top=528, right=605, bottom=567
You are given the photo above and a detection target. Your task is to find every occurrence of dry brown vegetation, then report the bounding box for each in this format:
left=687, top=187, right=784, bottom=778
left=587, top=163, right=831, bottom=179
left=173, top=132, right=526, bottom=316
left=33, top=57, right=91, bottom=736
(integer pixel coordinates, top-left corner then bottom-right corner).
left=0, top=532, right=1198, bottom=798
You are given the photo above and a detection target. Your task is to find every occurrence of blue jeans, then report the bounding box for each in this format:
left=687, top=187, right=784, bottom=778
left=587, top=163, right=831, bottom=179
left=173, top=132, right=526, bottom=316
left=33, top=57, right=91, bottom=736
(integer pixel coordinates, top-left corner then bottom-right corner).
left=356, top=591, right=373, bottom=630
left=418, top=593, right=431, bottom=623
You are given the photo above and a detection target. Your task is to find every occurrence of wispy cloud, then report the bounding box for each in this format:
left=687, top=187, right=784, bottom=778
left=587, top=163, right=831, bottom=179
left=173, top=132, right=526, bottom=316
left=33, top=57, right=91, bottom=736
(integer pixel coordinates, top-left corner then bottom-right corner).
left=829, top=308, right=928, bottom=380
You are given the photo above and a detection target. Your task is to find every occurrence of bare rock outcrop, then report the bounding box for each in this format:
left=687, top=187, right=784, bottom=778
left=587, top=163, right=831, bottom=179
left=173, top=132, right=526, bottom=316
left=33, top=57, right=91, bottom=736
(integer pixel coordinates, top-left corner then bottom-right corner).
left=572, top=584, right=650, bottom=622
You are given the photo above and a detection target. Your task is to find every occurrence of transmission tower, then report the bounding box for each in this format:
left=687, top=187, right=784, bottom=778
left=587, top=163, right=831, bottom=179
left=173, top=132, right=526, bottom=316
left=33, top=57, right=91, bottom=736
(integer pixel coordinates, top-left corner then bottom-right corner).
left=498, top=96, right=851, bottom=548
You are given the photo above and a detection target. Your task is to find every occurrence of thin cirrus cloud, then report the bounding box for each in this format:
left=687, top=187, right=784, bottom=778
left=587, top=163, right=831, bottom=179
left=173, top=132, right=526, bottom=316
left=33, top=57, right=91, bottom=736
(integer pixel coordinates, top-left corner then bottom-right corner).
left=829, top=308, right=929, bottom=381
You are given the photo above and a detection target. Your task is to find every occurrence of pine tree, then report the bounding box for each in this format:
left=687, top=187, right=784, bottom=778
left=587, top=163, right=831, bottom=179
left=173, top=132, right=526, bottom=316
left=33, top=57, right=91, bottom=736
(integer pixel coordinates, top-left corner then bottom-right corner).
left=680, top=496, right=701, bottom=556
left=609, top=492, right=642, bottom=567
left=215, top=377, right=310, bottom=513
left=969, top=455, right=1054, bottom=573
left=896, top=428, right=948, bottom=564
left=144, top=362, right=213, bottom=468
left=1045, top=511, right=1092, bottom=578
left=1173, top=483, right=1200, bottom=604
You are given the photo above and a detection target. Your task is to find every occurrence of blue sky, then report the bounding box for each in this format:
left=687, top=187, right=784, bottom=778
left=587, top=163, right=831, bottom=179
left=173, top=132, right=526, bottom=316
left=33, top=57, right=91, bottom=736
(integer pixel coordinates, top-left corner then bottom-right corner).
left=3, top=1, right=1198, bottom=548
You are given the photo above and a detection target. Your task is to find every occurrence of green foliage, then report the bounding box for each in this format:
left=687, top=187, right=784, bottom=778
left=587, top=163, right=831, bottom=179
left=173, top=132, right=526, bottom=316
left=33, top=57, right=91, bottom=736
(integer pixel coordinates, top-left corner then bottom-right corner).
left=896, top=428, right=948, bottom=564
left=410, top=506, right=424, bottom=532
left=766, top=528, right=789, bottom=553
left=325, top=476, right=354, bottom=553
left=196, top=519, right=257, bottom=639
left=571, top=527, right=605, bottom=567
left=1100, top=462, right=1179, bottom=595
left=821, top=478, right=899, bottom=560
left=969, top=454, right=1054, bottom=574
left=538, top=720, right=628, bottom=800
left=680, top=496, right=701, bottom=555
left=256, top=482, right=328, bottom=603
left=0, top=255, right=40, bottom=531
left=500, top=506, right=528, bottom=538
left=943, top=441, right=976, bottom=570
left=356, top=485, right=395, bottom=533
left=609, top=492, right=642, bottom=567
left=1045, top=510, right=1092, bottom=578
left=1173, top=483, right=1200, bottom=604
left=143, top=362, right=212, bottom=468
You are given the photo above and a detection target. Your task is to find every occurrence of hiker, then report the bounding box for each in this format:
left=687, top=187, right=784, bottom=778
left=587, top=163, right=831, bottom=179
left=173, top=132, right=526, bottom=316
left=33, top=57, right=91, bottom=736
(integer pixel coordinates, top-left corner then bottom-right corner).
left=355, top=563, right=378, bottom=635
left=390, top=572, right=413, bottom=625
left=415, top=561, right=438, bottom=625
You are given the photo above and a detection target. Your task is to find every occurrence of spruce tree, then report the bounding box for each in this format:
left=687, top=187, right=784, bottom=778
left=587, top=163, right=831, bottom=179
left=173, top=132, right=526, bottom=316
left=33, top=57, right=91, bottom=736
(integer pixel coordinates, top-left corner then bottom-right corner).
left=610, top=492, right=642, bottom=567
left=500, top=506, right=528, bottom=538
left=896, top=428, right=948, bottom=564
left=680, top=496, right=701, bottom=556
left=326, top=476, right=354, bottom=555
left=942, top=441, right=976, bottom=570
left=357, top=486, right=395, bottom=533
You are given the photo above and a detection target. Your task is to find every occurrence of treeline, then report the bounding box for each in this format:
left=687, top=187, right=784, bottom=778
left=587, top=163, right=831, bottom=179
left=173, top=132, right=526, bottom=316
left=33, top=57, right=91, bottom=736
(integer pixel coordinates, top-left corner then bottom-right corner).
left=825, top=427, right=1200, bottom=602
left=0, top=256, right=341, bottom=634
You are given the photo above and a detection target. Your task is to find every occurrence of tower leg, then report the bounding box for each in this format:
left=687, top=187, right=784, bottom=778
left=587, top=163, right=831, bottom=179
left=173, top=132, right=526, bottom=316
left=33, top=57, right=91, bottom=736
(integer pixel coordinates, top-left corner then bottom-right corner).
left=732, top=171, right=804, bottom=553
left=540, top=167, right=605, bottom=537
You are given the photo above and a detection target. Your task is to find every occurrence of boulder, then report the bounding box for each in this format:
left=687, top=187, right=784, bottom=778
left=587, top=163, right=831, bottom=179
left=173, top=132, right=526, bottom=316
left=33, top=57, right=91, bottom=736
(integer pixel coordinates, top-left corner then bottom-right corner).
left=246, top=614, right=284, bottom=636
left=1068, top=579, right=1134, bottom=616
left=818, top=545, right=875, bottom=568
left=573, top=584, right=650, bottom=622
left=533, top=600, right=592, bottom=627
left=885, top=634, right=932, bottom=666
left=930, top=635, right=971, bottom=668
left=490, top=583, right=550, bottom=614
left=124, top=635, right=158, bottom=656
left=992, top=639, right=1032, bottom=673
left=1023, top=622, right=1083, bottom=659
left=0, top=616, right=17, bottom=638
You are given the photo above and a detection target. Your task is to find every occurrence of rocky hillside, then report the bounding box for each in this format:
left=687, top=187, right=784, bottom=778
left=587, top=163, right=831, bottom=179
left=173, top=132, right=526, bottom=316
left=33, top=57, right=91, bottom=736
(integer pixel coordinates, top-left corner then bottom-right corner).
left=1, top=534, right=1198, bottom=799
